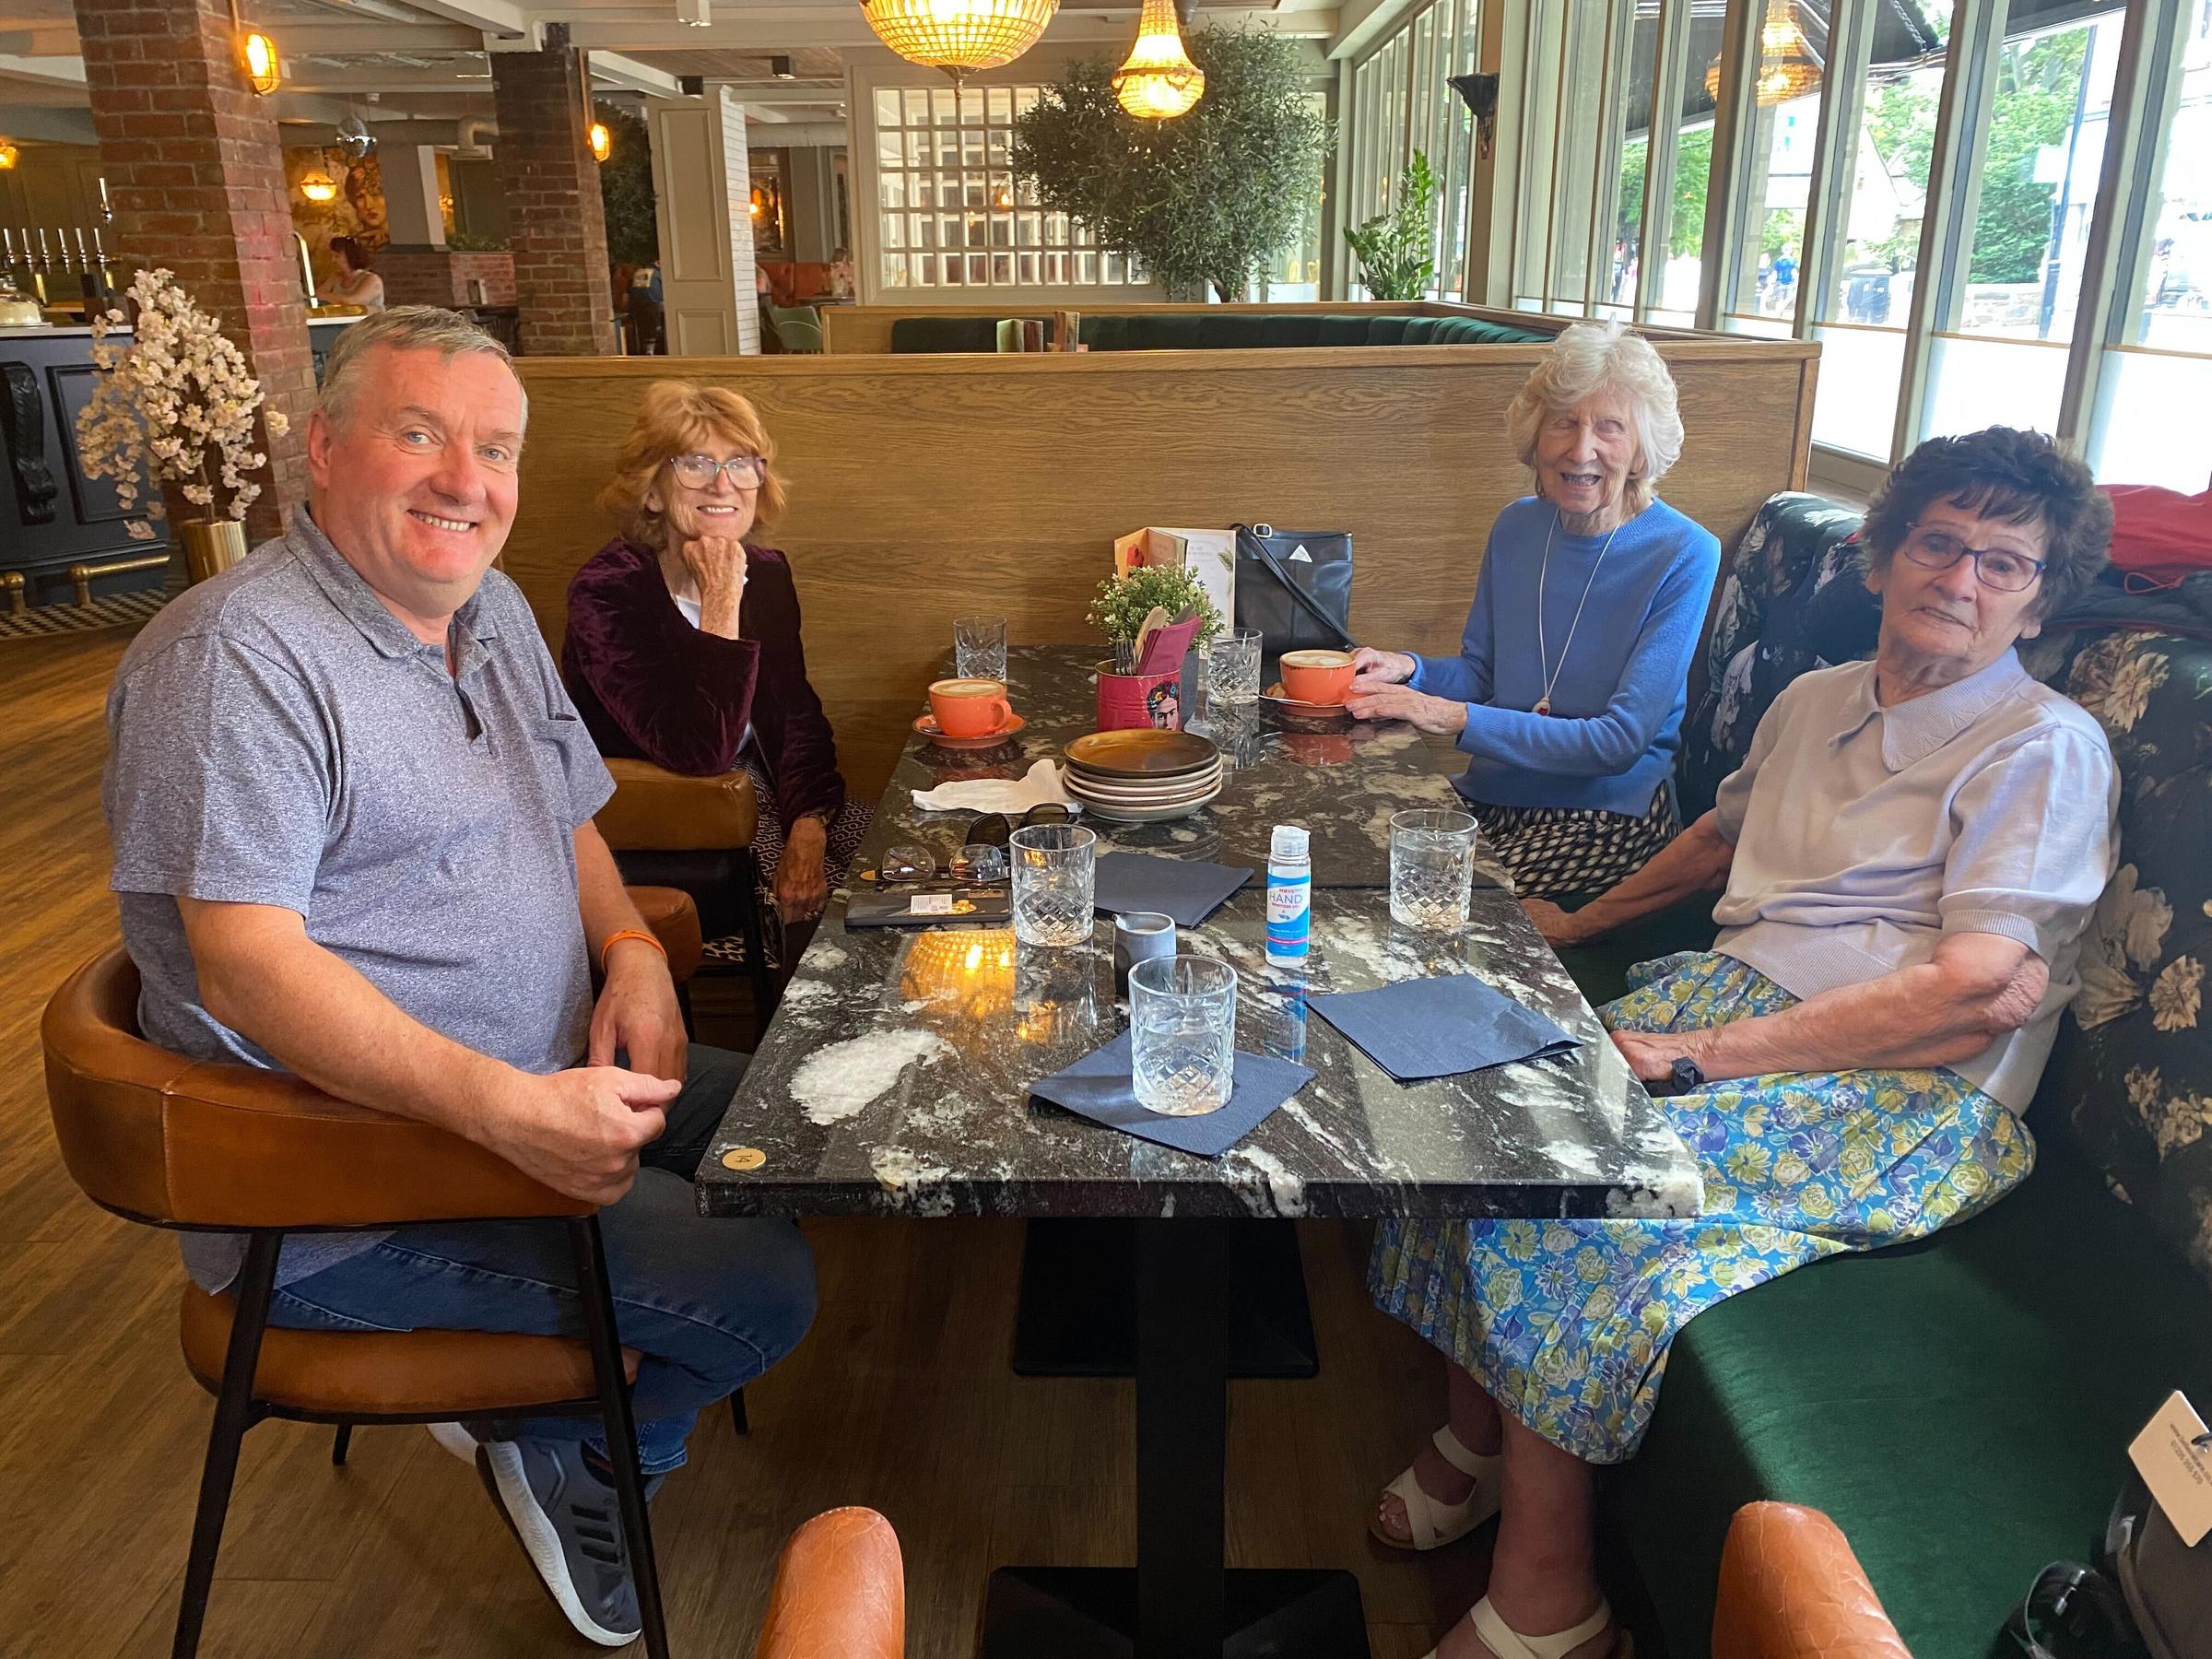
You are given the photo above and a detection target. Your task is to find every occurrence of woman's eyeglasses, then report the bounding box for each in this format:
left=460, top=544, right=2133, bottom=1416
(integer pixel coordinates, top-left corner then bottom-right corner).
left=1900, top=524, right=2048, bottom=594
left=669, top=453, right=766, bottom=490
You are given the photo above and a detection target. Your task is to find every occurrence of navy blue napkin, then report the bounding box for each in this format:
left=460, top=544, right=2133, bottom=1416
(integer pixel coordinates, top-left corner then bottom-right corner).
left=1029, top=1031, right=1313, bottom=1157
left=1091, top=852, right=1254, bottom=927
left=1308, top=974, right=1579, bottom=1081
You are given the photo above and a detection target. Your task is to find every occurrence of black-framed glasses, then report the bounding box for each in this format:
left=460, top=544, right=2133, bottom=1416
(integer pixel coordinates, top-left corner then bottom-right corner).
left=668, top=453, right=765, bottom=490
left=1901, top=523, right=2048, bottom=594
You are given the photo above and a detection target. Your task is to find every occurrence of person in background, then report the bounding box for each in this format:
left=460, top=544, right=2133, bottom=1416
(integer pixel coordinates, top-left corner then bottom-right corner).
left=1366, top=427, right=2117, bottom=1659
left=627, top=259, right=665, bottom=356
left=323, top=236, right=385, bottom=311
left=564, top=381, right=872, bottom=970
left=101, top=308, right=815, bottom=1648
left=829, top=246, right=856, bottom=301
left=1347, top=320, right=1722, bottom=900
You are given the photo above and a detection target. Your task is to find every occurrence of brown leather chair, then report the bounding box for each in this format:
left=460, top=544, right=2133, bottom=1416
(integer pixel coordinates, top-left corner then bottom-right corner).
left=41, top=895, right=706, bottom=1659
left=755, top=1507, right=905, bottom=1659
left=1712, top=1502, right=1913, bottom=1659
left=597, top=757, right=779, bottom=1039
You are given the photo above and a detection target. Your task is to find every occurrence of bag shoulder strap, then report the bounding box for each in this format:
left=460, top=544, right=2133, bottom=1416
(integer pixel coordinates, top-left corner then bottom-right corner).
left=1233, top=524, right=1353, bottom=650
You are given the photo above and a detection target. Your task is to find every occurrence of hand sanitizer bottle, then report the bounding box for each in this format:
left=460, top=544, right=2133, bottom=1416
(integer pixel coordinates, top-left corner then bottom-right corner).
left=1265, top=824, right=1311, bottom=968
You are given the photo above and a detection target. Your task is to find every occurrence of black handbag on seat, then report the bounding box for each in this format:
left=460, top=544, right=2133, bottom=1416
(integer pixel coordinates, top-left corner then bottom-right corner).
left=1231, top=524, right=1354, bottom=657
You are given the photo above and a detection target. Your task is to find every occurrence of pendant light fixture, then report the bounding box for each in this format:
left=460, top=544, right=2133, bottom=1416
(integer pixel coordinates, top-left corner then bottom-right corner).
left=860, top=0, right=1058, bottom=84
left=1112, top=0, right=1203, bottom=119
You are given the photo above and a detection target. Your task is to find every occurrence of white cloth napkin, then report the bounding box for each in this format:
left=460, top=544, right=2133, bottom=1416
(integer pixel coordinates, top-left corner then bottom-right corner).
left=911, top=758, right=1080, bottom=815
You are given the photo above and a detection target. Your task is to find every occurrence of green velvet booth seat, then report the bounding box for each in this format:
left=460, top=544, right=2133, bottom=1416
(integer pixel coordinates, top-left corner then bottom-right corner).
left=1612, top=1141, right=2212, bottom=1659
left=884, top=312, right=1551, bottom=353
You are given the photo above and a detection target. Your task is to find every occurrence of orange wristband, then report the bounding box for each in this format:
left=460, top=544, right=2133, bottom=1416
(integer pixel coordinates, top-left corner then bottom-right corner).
left=599, top=927, right=668, bottom=973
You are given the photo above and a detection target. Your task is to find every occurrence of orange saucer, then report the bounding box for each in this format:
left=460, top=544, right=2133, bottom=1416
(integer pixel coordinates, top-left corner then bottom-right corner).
left=914, top=712, right=1027, bottom=750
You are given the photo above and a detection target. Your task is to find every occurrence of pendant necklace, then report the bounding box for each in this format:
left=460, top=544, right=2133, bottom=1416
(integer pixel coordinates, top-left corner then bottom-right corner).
left=1534, top=510, right=1621, bottom=716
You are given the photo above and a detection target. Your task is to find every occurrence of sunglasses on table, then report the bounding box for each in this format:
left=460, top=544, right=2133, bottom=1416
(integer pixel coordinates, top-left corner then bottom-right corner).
left=668, top=453, right=767, bottom=489
left=855, top=806, right=1073, bottom=888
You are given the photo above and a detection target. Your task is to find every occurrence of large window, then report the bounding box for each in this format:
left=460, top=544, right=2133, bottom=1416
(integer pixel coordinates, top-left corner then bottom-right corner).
left=1345, top=0, right=1481, bottom=300
left=2088, top=0, right=2212, bottom=489
left=870, top=83, right=1142, bottom=292
left=1808, top=0, right=1955, bottom=457
left=1338, top=0, right=2205, bottom=488
left=1923, top=8, right=2125, bottom=440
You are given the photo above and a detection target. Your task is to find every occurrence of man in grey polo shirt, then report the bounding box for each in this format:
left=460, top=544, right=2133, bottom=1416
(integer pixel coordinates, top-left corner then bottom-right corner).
left=104, top=307, right=815, bottom=1648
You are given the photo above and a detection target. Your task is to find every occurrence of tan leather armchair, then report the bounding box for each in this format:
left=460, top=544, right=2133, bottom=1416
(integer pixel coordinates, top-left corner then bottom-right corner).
left=41, top=905, right=703, bottom=1659
left=598, top=758, right=778, bottom=1038
left=755, top=1507, right=906, bottom=1659
left=1713, top=1502, right=1913, bottom=1659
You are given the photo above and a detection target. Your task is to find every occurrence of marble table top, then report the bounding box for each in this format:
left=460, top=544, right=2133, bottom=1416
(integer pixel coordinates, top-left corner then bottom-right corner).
left=700, top=883, right=1700, bottom=1223
left=848, top=644, right=1512, bottom=892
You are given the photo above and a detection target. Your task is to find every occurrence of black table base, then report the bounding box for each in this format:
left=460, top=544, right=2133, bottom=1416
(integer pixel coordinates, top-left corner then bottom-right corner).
left=1010, top=1219, right=1320, bottom=1380
left=980, top=1567, right=1370, bottom=1659
left=989, top=1219, right=1371, bottom=1659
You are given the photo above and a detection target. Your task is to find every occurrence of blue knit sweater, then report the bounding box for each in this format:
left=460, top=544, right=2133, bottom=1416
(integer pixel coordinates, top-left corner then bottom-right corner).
left=1409, top=495, right=1722, bottom=818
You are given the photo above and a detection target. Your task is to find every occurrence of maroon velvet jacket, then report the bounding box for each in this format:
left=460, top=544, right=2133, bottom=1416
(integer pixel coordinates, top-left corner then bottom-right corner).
left=562, top=536, right=847, bottom=831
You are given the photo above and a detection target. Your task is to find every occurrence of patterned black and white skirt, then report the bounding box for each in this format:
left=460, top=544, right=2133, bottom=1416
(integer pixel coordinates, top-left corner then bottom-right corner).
left=1469, top=782, right=1677, bottom=901
left=700, top=755, right=874, bottom=971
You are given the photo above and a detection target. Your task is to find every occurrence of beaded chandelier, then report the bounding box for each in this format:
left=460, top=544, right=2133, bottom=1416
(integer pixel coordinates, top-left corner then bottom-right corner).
left=1112, top=0, right=1204, bottom=119
left=861, top=0, right=1059, bottom=83
left=1704, top=0, right=1822, bottom=108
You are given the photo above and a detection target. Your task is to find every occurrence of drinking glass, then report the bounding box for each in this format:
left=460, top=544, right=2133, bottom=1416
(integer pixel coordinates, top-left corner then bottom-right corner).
left=1390, top=808, right=1477, bottom=931
left=1010, top=823, right=1097, bottom=947
left=1205, top=628, right=1264, bottom=707
left=954, top=615, right=1009, bottom=682
left=1129, top=953, right=1239, bottom=1116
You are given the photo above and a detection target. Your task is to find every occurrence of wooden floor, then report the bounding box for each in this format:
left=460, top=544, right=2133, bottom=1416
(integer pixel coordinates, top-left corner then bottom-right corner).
left=0, top=626, right=1487, bottom=1658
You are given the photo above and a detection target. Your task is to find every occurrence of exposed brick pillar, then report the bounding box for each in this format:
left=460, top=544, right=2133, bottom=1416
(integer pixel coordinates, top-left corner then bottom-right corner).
left=73, top=0, right=313, bottom=543
left=492, top=23, right=617, bottom=356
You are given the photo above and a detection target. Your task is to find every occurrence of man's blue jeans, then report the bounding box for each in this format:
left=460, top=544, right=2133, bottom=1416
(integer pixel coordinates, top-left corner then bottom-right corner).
left=264, top=1045, right=813, bottom=1477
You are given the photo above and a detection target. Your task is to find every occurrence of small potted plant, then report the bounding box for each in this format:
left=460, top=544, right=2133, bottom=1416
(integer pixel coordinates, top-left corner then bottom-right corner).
left=75, top=267, right=288, bottom=582
left=1088, top=564, right=1224, bottom=730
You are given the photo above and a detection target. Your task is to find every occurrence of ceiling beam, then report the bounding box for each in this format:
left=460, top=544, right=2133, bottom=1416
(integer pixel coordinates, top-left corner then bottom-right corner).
left=553, top=7, right=1328, bottom=52
left=393, top=0, right=539, bottom=44
left=265, top=21, right=488, bottom=51
left=0, top=52, right=87, bottom=85
left=0, top=27, right=81, bottom=55
left=587, top=49, right=682, bottom=96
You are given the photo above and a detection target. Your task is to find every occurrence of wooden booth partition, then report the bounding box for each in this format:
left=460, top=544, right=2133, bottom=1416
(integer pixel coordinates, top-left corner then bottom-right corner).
left=510, top=337, right=1818, bottom=794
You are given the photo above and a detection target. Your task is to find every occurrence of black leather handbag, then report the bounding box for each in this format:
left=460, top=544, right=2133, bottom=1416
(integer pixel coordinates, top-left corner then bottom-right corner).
left=1231, top=524, right=1354, bottom=657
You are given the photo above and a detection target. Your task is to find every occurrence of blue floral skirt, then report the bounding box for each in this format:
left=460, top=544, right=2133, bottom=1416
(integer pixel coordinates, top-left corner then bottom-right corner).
left=1368, top=950, right=2035, bottom=1464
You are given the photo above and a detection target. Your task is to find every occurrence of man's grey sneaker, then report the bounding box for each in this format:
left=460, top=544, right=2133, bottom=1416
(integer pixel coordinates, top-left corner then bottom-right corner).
left=476, top=1440, right=641, bottom=1647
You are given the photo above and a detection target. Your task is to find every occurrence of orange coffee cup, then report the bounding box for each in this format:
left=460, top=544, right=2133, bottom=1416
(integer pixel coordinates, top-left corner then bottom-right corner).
left=929, top=677, right=1013, bottom=736
left=1280, top=650, right=1357, bottom=707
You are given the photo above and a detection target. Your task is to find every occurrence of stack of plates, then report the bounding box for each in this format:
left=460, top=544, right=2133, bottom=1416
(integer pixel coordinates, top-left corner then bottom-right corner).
left=1063, top=730, right=1223, bottom=822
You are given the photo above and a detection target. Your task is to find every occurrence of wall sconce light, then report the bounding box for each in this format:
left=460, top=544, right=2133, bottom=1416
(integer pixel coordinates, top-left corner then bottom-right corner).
left=229, top=0, right=280, bottom=96
left=0, top=139, right=18, bottom=171
left=588, top=121, right=612, bottom=162
left=300, top=170, right=338, bottom=203
left=1447, top=73, right=1499, bottom=159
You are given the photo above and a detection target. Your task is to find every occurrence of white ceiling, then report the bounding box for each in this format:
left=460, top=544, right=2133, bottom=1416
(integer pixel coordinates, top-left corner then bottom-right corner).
left=0, top=0, right=1337, bottom=144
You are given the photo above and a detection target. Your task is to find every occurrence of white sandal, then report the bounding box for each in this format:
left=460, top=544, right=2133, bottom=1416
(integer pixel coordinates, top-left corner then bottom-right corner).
left=1423, top=1595, right=1630, bottom=1659
left=1369, top=1424, right=1502, bottom=1551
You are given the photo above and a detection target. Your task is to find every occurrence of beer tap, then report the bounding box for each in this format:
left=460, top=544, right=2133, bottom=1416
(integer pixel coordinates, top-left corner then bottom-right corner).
left=91, top=229, right=115, bottom=309
left=30, top=228, right=52, bottom=306
left=75, top=229, right=108, bottom=308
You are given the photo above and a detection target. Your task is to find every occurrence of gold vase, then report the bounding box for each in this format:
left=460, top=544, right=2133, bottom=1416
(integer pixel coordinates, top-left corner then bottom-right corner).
left=175, top=518, right=248, bottom=584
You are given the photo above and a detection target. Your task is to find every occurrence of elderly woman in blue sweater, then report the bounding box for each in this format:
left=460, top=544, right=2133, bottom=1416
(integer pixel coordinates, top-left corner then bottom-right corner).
left=1349, top=320, right=1720, bottom=898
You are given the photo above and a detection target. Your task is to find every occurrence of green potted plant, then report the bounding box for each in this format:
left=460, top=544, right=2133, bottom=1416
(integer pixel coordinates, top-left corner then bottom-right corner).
left=1088, top=565, right=1224, bottom=731
left=1345, top=150, right=1440, bottom=301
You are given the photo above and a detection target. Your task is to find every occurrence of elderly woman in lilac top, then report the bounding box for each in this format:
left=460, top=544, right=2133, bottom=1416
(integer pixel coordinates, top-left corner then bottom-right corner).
left=1367, top=428, right=2117, bottom=1659
left=564, top=382, right=871, bottom=964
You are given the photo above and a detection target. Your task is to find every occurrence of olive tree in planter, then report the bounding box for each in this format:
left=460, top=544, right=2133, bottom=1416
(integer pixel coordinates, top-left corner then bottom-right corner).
left=1011, top=27, right=1334, bottom=302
